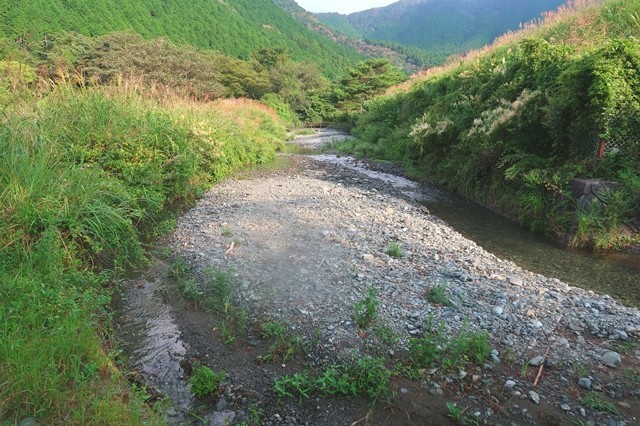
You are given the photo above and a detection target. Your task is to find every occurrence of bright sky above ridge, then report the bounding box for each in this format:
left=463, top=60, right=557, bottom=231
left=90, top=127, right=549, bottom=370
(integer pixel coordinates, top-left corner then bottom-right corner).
left=295, top=0, right=397, bottom=14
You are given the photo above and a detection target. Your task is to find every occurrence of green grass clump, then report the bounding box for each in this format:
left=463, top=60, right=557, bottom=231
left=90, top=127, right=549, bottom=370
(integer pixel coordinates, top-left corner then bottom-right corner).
left=408, top=319, right=491, bottom=373
left=256, top=320, right=308, bottom=364
left=354, top=287, right=380, bottom=328
left=426, top=283, right=453, bottom=307
left=386, top=242, right=404, bottom=258
left=580, top=393, right=618, bottom=414
left=188, top=365, right=226, bottom=398
left=0, top=86, right=284, bottom=423
left=274, top=356, right=391, bottom=404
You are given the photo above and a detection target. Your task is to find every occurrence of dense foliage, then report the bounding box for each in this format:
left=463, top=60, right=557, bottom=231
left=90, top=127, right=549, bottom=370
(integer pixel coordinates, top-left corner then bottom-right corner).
left=0, top=0, right=362, bottom=77
left=317, top=0, right=566, bottom=66
left=0, top=86, right=285, bottom=423
left=347, top=0, right=640, bottom=250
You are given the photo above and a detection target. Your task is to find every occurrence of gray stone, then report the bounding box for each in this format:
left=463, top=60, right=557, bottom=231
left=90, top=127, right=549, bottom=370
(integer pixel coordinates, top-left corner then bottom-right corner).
left=578, top=377, right=592, bottom=390
left=614, top=330, right=629, bottom=340
left=602, top=351, right=622, bottom=368
left=494, top=306, right=504, bottom=316
left=504, top=380, right=516, bottom=389
left=529, top=356, right=545, bottom=367
left=19, top=419, right=39, bottom=426
left=507, top=276, right=523, bottom=286
left=561, top=404, right=571, bottom=411
left=529, top=390, right=540, bottom=405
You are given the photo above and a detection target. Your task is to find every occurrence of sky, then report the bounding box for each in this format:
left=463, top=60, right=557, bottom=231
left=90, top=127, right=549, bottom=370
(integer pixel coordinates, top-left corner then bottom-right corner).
left=295, top=0, right=397, bottom=15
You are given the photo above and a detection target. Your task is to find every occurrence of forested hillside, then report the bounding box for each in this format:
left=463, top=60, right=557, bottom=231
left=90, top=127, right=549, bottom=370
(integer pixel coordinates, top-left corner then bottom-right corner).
left=273, top=0, right=429, bottom=71
left=317, top=0, right=567, bottom=65
left=0, top=0, right=362, bottom=76
left=343, top=0, right=640, bottom=251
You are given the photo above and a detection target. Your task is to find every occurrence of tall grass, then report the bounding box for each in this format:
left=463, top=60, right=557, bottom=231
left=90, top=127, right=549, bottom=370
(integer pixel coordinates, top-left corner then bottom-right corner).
left=0, top=86, right=285, bottom=423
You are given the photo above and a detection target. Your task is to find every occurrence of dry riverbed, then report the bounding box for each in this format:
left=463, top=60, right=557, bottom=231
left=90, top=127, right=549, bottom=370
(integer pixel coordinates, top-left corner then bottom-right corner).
left=117, top=141, right=640, bottom=425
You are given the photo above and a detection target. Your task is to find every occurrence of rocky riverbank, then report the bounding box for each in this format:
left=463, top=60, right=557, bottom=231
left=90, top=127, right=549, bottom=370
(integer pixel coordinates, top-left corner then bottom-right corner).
left=120, top=136, right=640, bottom=425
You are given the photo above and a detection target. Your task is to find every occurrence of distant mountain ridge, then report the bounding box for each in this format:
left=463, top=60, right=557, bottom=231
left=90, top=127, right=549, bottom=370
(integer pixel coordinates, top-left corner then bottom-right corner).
left=316, top=0, right=567, bottom=65
left=0, top=0, right=363, bottom=76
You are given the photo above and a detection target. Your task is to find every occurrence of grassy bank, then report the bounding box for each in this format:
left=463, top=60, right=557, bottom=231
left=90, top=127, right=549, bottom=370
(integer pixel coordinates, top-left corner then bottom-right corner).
left=344, top=0, right=640, bottom=251
left=0, top=87, right=285, bottom=424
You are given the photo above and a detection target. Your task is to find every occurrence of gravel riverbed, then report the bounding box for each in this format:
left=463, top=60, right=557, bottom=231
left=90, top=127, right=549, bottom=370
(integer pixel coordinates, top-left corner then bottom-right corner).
left=127, top=135, right=640, bottom=425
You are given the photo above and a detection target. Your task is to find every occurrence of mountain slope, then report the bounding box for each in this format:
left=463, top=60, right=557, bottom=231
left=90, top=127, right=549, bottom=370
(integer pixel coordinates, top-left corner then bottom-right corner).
left=0, top=0, right=362, bottom=76
left=273, top=0, right=430, bottom=71
left=317, top=0, right=567, bottom=65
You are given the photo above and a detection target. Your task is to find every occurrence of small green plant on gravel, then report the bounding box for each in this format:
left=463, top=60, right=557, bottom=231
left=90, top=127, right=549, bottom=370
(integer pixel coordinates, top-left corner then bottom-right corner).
left=520, top=361, right=530, bottom=379
left=447, top=402, right=463, bottom=421
left=168, top=257, right=191, bottom=280
left=608, top=340, right=638, bottom=355
left=426, top=282, right=452, bottom=306
left=354, top=287, right=380, bottom=328
left=273, top=372, right=314, bottom=401
left=623, top=367, right=640, bottom=385
left=188, top=364, right=226, bottom=398
left=248, top=403, right=262, bottom=424
left=409, top=318, right=490, bottom=373
left=181, top=279, right=205, bottom=304
left=257, top=321, right=308, bottom=363
left=446, top=402, right=479, bottom=425
left=201, top=268, right=247, bottom=343
left=274, top=356, right=391, bottom=404
left=568, top=361, right=590, bottom=379
left=386, top=242, right=404, bottom=258
left=260, top=321, right=287, bottom=341
left=221, top=225, right=234, bottom=237
left=373, top=324, right=400, bottom=345
left=580, top=393, right=618, bottom=414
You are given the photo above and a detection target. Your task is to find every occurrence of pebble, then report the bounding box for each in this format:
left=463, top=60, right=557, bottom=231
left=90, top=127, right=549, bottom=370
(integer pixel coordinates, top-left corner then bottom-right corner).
left=578, top=377, right=592, bottom=389
left=504, top=380, right=516, bottom=389
left=529, top=391, right=540, bottom=405
left=19, top=420, right=38, bottom=426
left=602, top=351, right=622, bottom=368
left=528, top=356, right=544, bottom=366
left=561, top=404, right=571, bottom=411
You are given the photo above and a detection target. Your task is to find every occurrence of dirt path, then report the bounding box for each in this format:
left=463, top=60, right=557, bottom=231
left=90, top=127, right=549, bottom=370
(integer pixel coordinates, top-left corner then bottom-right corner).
left=118, top=140, right=640, bottom=426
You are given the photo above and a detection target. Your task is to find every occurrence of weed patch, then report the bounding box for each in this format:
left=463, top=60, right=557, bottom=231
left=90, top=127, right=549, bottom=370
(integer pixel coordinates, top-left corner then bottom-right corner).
left=188, top=364, right=226, bottom=398
left=386, top=242, right=404, bottom=258
left=580, top=393, right=617, bottom=414
left=354, top=287, right=380, bottom=328
left=408, top=318, right=491, bottom=373
left=274, top=356, right=391, bottom=404
left=426, top=283, right=453, bottom=307
left=257, top=321, right=307, bottom=364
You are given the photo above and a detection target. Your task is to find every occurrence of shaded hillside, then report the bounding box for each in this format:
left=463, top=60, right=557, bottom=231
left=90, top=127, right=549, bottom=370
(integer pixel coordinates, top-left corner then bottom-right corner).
left=0, top=0, right=362, bottom=76
left=317, top=0, right=567, bottom=65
